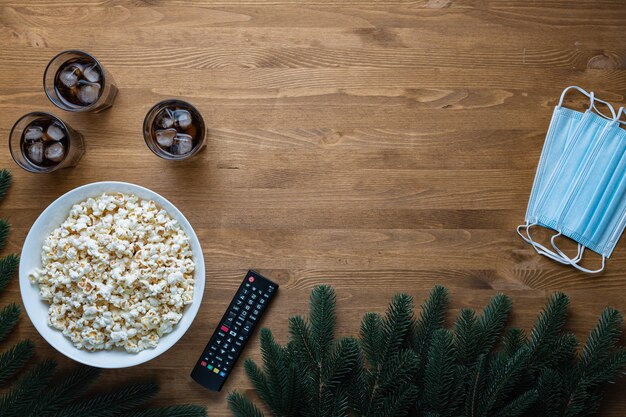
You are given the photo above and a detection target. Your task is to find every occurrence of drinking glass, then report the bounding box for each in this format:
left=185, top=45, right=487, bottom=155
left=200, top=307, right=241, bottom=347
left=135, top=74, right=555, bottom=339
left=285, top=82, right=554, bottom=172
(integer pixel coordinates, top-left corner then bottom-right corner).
left=44, top=50, right=118, bottom=113
left=143, top=99, right=206, bottom=160
left=9, top=112, right=85, bottom=173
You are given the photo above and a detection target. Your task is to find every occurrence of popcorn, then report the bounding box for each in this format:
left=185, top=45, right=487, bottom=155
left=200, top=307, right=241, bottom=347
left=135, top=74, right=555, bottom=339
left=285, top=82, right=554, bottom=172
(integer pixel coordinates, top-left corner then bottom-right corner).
left=30, top=193, right=195, bottom=353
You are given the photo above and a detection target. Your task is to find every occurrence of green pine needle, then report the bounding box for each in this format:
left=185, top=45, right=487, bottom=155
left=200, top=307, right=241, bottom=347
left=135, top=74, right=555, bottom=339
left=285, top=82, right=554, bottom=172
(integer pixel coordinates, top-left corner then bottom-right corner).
left=528, top=292, right=569, bottom=366
left=309, top=285, right=337, bottom=364
left=0, top=254, right=19, bottom=293
left=476, top=294, right=512, bottom=355
left=123, top=404, right=209, bottom=417
left=492, top=389, right=539, bottom=417
left=0, top=340, right=35, bottom=386
left=413, top=286, right=448, bottom=361
left=453, top=308, right=479, bottom=365
left=423, top=329, right=459, bottom=415
left=228, top=391, right=266, bottom=417
left=581, top=307, right=623, bottom=369
left=0, top=219, right=10, bottom=252
left=26, top=365, right=101, bottom=415
left=0, top=303, right=21, bottom=343
left=360, top=312, right=383, bottom=368
left=0, top=170, right=12, bottom=201
left=0, top=359, right=57, bottom=417
left=288, top=315, right=316, bottom=368
left=502, top=328, right=527, bottom=358
left=50, top=381, right=159, bottom=417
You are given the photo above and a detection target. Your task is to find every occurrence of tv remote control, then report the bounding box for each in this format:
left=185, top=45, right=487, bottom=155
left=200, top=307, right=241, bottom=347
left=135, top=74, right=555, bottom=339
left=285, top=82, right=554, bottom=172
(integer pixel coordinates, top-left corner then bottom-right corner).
left=191, top=270, right=278, bottom=391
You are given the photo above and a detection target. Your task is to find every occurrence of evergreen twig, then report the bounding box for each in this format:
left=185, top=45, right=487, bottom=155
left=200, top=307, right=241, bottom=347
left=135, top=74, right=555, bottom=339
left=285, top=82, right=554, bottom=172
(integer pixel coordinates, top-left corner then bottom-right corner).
left=0, top=254, right=19, bottom=292
left=49, top=382, right=159, bottom=417
left=0, top=340, right=35, bottom=386
left=0, top=303, right=21, bottom=343
left=0, top=359, right=57, bottom=417
left=0, top=170, right=12, bottom=201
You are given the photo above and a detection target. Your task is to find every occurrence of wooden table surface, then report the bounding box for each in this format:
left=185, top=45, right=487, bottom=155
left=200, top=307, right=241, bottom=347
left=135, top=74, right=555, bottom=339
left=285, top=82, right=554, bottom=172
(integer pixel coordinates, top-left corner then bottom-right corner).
left=1, top=1, right=626, bottom=415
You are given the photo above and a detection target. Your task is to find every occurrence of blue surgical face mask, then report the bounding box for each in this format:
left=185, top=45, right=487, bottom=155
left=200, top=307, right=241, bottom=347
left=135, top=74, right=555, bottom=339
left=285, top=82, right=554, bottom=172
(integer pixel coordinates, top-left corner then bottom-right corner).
left=518, top=86, right=626, bottom=273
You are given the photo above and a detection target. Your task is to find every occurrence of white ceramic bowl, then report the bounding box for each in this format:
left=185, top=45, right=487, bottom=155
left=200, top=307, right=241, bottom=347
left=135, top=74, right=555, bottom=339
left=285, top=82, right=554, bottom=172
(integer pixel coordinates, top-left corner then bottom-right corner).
left=19, top=181, right=205, bottom=368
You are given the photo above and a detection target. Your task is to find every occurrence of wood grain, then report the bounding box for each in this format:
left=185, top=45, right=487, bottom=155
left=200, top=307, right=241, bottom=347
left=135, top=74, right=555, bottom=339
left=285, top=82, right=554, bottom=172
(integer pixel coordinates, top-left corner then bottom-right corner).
left=1, top=0, right=625, bottom=415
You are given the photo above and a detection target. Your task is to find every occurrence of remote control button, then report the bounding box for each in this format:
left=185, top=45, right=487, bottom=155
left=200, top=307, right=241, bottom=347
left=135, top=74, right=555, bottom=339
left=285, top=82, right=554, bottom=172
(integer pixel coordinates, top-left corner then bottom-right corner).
left=220, top=325, right=229, bottom=332
left=219, top=371, right=227, bottom=377
left=250, top=315, right=258, bottom=321
left=200, top=360, right=207, bottom=367
left=213, top=368, right=220, bottom=374
left=248, top=276, right=255, bottom=283
left=207, top=364, right=214, bottom=370
left=229, top=330, right=237, bottom=337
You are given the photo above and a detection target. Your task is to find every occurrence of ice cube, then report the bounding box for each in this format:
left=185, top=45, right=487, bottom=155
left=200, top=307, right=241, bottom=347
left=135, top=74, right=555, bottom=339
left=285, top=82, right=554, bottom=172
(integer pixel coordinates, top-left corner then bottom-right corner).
left=24, top=126, right=44, bottom=142
left=45, top=142, right=65, bottom=162
left=174, top=110, right=192, bottom=129
left=155, top=128, right=177, bottom=148
left=82, top=64, right=101, bottom=83
left=46, top=123, right=65, bottom=141
left=171, top=133, right=193, bottom=155
left=58, top=64, right=82, bottom=88
left=77, top=81, right=101, bottom=105
left=27, top=142, right=44, bottom=164
left=157, top=109, right=174, bottom=129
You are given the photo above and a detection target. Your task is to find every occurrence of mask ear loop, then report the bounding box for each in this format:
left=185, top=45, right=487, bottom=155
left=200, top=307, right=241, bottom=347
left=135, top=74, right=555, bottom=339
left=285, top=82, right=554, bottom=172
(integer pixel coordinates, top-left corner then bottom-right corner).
left=590, top=92, right=616, bottom=121
left=566, top=255, right=606, bottom=274
left=550, top=232, right=584, bottom=263
left=617, top=107, right=626, bottom=125
left=557, top=86, right=593, bottom=108
left=523, top=224, right=575, bottom=265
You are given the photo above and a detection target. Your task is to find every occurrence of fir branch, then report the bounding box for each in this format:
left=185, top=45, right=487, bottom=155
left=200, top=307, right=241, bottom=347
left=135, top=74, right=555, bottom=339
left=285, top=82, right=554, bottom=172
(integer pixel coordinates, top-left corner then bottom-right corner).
left=123, top=405, right=208, bottom=417
left=412, top=286, right=449, bottom=361
left=228, top=391, right=266, bottom=417
left=310, top=285, right=336, bottom=364
left=536, top=368, right=565, bottom=416
left=0, top=254, right=19, bottom=293
left=258, top=328, right=292, bottom=416
left=0, top=219, right=9, bottom=252
left=289, top=315, right=317, bottom=368
left=476, top=294, right=512, bottom=356
left=49, top=381, right=159, bottom=417
left=0, top=170, right=12, bottom=201
left=581, top=307, right=623, bottom=369
left=502, top=328, right=527, bottom=358
left=0, top=340, right=35, bottom=386
left=423, top=329, right=460, bottom=416
left=324, top=337, right=360, bottom=392
left=453, top=308, right=479, bottom=365
left=243, top=358, right=273, bottom=411
left=0, top=303, right=21, bottom=342
left=373, top=349, right=419, bottom=402
left=372, top=384, right=419, bottom=417
left=528, top=292, right=569, bottom=367
left=492, top=389, right=538, bottom=417
left=0, top=359, right=57, bottom=417
left=466, top=354, right=488, bottom=417
left=25, top=365, right=101, bottom=415
left=366, top=294, right=415, bottom=414
left=481, top=347, right=530, bottom=415
left=360, top=312, right=383, bottom=368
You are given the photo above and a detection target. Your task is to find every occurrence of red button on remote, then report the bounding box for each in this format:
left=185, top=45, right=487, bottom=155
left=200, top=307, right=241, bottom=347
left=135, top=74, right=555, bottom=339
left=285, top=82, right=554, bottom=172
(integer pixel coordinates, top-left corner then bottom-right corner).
left=200, top=361, right=207, bottom=367
left=248, top=276, right=255, bottom=283
left=220, top=325, right=229, bottom=332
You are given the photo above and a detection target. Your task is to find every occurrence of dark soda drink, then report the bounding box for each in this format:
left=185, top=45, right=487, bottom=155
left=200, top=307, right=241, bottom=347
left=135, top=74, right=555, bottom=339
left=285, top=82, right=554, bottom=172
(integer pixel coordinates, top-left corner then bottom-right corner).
left=143, top=100, right=206, bottom=160
left=9, top=112, right=84, bottom=173
left=54, top=57, right=103, bottom=108
left=44, top=50, right=117, bottom=113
